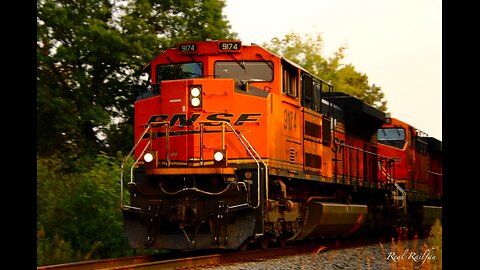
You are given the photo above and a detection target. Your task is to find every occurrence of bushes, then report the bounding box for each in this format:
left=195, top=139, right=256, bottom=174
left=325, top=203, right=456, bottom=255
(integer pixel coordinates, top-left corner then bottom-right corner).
left=37, top=153, right=134, bottom=266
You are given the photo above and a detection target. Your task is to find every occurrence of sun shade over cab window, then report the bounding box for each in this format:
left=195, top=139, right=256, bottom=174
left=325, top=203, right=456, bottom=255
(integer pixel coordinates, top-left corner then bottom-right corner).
left=377, top=128, right=406, bottom=149
left=214, top=61, right=273, bottom=82
left=156, top=62, right=203, bottom=82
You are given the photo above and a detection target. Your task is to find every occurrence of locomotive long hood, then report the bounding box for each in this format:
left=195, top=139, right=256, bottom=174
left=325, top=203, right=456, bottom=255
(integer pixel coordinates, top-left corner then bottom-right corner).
left=324, top=92, right=386, bottom=139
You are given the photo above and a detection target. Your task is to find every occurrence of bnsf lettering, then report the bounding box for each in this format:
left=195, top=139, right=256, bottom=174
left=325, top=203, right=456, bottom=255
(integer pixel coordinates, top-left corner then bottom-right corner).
left=148, top=115, right=169, bottom=123
left=234, top=113, right=261, bottom=126
left=147, top=113, right=262, bottom=126
left=170, top=113, right=201, bottom=126
left=148, top=113, right=201, bottom=127
left=205, top=113, right=234, bottom=126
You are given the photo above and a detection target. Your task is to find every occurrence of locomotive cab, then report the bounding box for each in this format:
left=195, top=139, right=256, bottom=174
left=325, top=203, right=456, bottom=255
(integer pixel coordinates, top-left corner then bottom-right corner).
left=377, top=117, right=442, bottom=231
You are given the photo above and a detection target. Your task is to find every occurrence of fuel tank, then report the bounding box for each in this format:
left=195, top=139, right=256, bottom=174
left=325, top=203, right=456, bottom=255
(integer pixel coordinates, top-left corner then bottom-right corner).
left=293, top=202, right=367, bottom=240
left=420, top=205, right=442, bottom=229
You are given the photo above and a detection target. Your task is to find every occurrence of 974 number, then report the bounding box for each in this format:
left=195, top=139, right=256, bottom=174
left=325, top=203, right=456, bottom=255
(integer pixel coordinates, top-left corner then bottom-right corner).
left=219, top=42, right=240, bottom=51
left=180, top=43, right=196, bottom=53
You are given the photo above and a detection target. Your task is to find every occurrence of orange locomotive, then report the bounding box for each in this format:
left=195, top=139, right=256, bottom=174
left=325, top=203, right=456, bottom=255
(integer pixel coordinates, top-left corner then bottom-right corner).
left=120, top=40, right=442, bottom=250
left=377, top=117, right=442, bottom=230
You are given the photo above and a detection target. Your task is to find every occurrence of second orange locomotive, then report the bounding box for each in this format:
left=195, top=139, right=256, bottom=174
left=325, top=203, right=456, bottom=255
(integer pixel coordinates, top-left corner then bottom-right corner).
left=121, top=40, right=442, bottom=250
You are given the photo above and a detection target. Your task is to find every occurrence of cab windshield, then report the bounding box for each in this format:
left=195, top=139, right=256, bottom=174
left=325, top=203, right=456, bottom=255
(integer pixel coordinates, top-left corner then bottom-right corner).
left=377, top=128, right=406, bottom=149
left=214, top=61, right=273, bottom=82
left=156, top=62, right=203, bottom=81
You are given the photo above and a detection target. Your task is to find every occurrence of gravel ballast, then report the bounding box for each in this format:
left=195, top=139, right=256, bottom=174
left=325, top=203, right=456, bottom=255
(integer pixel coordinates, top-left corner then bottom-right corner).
left=204, top=238, right=441, bottom=270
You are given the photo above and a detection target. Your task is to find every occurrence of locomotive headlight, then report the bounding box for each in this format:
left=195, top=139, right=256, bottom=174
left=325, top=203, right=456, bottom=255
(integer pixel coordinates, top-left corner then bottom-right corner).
left=191, top=97, right=201, bottom=107
left=144, top=152, right=154, bottom=163
left=190, top=87, right=201, bottom=97
left=190, top=86, right=202, bottom=107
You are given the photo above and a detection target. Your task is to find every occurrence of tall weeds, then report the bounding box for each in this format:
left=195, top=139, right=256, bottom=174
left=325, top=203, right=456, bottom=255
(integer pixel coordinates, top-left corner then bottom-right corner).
left=383, top=220, right=442, bottom=269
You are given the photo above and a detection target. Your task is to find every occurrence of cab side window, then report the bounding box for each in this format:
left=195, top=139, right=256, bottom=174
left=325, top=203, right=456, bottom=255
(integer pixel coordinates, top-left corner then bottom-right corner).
left=301, top=72, right=323, bottom=112
left=282, top=63, right=298, bottom=98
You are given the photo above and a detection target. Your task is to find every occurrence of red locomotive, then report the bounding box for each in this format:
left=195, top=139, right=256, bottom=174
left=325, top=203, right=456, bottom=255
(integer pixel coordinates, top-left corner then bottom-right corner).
left=120, top=40, right=442, bottom=250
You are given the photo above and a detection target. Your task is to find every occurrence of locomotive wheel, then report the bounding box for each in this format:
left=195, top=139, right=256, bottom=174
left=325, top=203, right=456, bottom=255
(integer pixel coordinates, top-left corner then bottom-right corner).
left=259, top=235, right=271, bottom=249
left=278, top=235, right=288, bottom=248
left=238, top=236, right=253, bottom=251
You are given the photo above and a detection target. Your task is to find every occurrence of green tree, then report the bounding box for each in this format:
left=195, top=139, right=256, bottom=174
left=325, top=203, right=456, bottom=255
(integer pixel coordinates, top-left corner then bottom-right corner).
left=37, top=0, right=236, bottom=264
left=38, top=0, right=131, bottom=157
left=37, top=0, right=236, bottom=158
left=263, top=32, right=387, bottom=111
left=138, top=0, right=235, bottom=45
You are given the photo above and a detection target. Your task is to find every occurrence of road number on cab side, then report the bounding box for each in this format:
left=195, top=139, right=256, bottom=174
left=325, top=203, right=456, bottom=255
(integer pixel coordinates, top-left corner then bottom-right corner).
left=284, top=109, right=296, bottom=131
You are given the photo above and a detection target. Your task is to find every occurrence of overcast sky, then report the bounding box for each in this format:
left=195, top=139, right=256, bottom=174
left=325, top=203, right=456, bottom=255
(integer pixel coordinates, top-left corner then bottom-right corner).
left=223, top=0, right=442, bottom=140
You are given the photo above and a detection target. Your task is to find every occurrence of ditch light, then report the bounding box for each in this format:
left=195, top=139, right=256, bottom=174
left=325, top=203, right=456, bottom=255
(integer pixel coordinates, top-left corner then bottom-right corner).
left=213, top=149, right=227, bottom=166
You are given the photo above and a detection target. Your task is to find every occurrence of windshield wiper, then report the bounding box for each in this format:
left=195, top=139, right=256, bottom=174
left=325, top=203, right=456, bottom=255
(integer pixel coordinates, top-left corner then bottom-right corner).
left=256, top=53, right=274, bottom=70
left=227, top=53, right=247, bottom=74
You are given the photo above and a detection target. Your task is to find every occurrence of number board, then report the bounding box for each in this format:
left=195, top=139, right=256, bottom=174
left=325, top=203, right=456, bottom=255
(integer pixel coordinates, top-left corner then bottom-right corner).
left=219, top=41, right=242, bottom=52
left=178, top=43, right=197, bottom=54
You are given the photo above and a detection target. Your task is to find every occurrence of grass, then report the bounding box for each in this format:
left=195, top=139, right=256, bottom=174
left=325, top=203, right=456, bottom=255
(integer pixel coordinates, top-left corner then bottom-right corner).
left=381, top=219, right=442, bottom=269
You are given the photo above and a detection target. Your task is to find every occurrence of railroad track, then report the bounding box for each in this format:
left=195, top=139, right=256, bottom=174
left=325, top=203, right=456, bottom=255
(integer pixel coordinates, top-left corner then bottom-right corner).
left=36, top=255, right=156, bottom=270
left=37, top=242, right=326, bottom=270
left=37, top=233, right=405, bottom=270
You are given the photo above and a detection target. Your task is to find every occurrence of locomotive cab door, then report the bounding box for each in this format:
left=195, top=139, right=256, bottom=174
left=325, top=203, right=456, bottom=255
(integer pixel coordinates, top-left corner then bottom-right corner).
left=159, top=80, right=190, bottom=165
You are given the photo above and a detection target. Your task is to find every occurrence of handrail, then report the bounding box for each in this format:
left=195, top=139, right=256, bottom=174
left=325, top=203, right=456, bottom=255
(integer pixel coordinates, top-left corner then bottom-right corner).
left=120, top=121, right=170, bottom=209
left=120, top=124, right=152, bottom=209
left=232, top=125, right=269, bottom=208
left=130, top=140, right=151, bottom=184
left=427, top=170, right=442, bottom=177
left=338, top=142, right=401, bottom=161
left=378, top=161, right=406, bottom=209
left=393, top=181, right=407, bottom=210
left=199, top=121, right=267, bottom=209
left=199, top=121, right=225, bottom=166
left=121, top=119, right=267, bottom=210
left=224, top=121, right=268, bottom=209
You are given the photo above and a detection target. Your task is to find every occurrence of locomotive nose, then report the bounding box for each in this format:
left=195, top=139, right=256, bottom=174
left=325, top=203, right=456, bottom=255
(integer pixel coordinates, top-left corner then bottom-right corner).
left=150, top=80, right=203, bottom=165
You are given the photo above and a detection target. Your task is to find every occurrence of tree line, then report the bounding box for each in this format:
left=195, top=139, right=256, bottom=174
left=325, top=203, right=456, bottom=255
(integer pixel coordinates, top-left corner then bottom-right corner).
left=37, top=0, right=387, bottom=266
